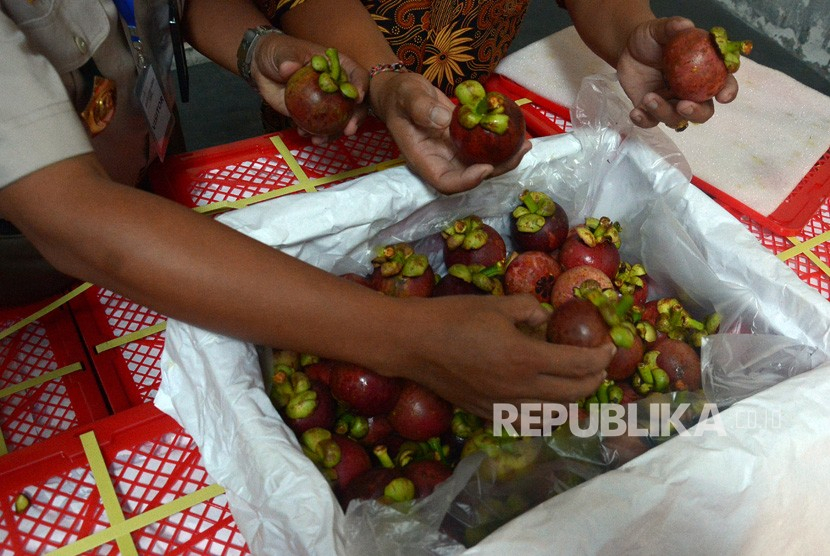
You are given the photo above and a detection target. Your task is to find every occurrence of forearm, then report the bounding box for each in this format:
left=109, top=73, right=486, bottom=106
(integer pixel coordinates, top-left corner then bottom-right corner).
left=563, top=0, right=655, bottom=67
left=0, top=155, right=400, bottom=367
left=280, top=0, right=399, bottom=69
left=181, top=0, right=272, bottom=74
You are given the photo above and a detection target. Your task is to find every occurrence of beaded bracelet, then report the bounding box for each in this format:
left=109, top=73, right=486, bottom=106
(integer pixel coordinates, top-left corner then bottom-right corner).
left=368, top=61, right=408, bottom=79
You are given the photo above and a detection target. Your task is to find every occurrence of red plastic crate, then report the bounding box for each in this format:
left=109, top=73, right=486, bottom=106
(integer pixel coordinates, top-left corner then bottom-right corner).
left=487, top=74, right=830, bottom=301
left=150, top=116, right=401, bottom=210
left=1, top=297, right=110, bottom=455
left=0, top=403, right=250, bottom=555
left=68, top=287, right=166, bottom=411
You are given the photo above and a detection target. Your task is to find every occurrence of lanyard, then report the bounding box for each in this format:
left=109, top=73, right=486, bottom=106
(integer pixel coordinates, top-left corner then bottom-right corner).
left=112, top=0, right=147, bottom=68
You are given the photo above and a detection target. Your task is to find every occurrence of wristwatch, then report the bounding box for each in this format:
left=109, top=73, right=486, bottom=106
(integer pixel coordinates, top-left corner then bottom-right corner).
left=237, top=25, right=283, bottom=87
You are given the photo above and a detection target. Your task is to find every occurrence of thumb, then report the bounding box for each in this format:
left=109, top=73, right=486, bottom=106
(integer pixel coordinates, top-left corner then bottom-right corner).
left=402, top=83, right=454, bottom=129
left=253, top=35, right=315, bottom=84
left=503, top=294, right=552, bottom=328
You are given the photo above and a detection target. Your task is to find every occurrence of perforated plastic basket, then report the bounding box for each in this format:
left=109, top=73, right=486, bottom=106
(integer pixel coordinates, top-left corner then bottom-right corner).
left=69, top=287, right=166, bottom=411
left=1, top=300, right=109, bottom=456
left=0, top=403, right=250, bottom=555
left=150, top=117, right=402, bottom=210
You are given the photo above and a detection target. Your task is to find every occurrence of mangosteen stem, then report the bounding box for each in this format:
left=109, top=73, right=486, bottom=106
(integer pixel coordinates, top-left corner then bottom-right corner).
left=710, top=27, right=753, bottom=73
left=374, top=445, right=396, bottom=469
left=426, top=437, right=450, bottom=465
left=325, top=48, right=341, bottom=82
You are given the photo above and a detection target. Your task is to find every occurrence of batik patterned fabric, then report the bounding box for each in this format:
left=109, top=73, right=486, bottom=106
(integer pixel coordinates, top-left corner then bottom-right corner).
left=254, top=0, right=530, bottom=95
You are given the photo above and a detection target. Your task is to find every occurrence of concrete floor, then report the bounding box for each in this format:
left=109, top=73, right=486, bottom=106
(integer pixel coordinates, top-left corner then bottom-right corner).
left=175, top=0, right=830, bottom=152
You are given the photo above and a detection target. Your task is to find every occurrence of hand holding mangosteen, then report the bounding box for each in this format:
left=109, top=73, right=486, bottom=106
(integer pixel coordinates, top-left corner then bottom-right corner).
left=619, top=18, right=748, bottom=130
left=663, top=25, right=752, bottom=103
left=246, top=35, right=368, bottom=139
left=449, top=80, right=527, bottom=167
left=284, top=47, right=361, bottom=138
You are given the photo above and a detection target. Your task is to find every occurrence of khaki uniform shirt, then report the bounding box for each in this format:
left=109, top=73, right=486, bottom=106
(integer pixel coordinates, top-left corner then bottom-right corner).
left=0, top=0, right=171, bottom=190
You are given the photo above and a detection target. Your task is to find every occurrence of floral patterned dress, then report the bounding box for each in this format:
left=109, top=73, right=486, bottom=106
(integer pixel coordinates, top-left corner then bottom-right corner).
left=255, top=0, right=530, bottom=97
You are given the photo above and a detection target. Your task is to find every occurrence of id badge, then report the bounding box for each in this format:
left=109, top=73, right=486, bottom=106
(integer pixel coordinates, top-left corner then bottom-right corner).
left=136, top=64, right=174, bottom=161
left=119, top=0, right=179, bottom=161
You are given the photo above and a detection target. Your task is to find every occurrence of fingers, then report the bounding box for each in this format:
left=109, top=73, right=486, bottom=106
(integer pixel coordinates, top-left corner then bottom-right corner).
left=714, top=74, right=739, bottom=104
left=409, top=161, right=489, bottom=195
left=544, top=343, right=616, bottom=378
left=632, top=91, right=716, bottom=130
left=457, top=352, right=608, bottom=420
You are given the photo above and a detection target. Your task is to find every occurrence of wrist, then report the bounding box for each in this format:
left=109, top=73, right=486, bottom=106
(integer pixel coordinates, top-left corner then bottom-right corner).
left=368, top=70, right=402, bottom=121
left=237, top=26, right=284, bottom=88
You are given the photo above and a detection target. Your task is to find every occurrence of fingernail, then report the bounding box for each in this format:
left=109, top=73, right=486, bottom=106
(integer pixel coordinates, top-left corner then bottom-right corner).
left=646, top=99, right=659, bottom=110
left=430, top=106, right=451, bottom=127
left=679, top=104, right=693, bottom=117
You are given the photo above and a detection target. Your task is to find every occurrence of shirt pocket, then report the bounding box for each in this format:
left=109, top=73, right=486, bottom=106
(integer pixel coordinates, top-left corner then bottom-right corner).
left=7, top=0, right=111, bottom=74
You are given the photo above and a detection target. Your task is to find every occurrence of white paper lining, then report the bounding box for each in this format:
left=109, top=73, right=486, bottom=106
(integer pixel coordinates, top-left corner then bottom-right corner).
left=155, top=75, right=830, bottom=555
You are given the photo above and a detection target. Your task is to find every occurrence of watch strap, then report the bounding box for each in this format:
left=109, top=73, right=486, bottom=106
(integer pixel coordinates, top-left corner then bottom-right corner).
left=237, top=25, right=283, bottom=88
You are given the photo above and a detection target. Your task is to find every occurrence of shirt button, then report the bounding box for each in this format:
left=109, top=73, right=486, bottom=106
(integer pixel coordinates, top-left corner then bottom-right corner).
left=74, top=36, right=88, bottom=54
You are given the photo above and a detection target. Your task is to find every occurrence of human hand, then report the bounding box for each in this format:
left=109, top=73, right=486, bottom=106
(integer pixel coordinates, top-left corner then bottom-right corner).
left=369, top=71, right=531, bottom=194
left=251, top=34, right=370, bottom=144
left=618, top=17, right=739, bottom=130
left=372, top=294, right=613, bottom=419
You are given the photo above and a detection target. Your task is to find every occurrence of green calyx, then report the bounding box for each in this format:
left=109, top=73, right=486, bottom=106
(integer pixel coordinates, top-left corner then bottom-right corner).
left=285, top=387, right=318, bottom=419
left=574, top=285, right=636, bottom=349
left=394, top=437, right=448, bottom=467
left=334, top=413, right=369, bottom=439
left=451, top=409, right=484, bottom=439
left=269, top=369, right=312, bottom=410
left=614, top=262, right=647, bottom=297
left=580, top=379, right=624, bottom=408
left=301, top=428, right=341, bottom=469
left=632, top=351, right=670, bottom=395
left=372, top=243, right=431, bottom=278
left=575, top=216, right=621, bottom=248
left=710, top=27, right=753, bottom=73
left=383, top=477, right=416, bottom=503
left=442, top=215, right=490, bottom=251
left=454, top=79, right=511, bottom=134
left=311, top=48, right=358, bottom=99
left=446, top=261, right=506, bottom=294
left=654, top=298, right=720, bottom=348
left=512, top=190, right=559, bottom=233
